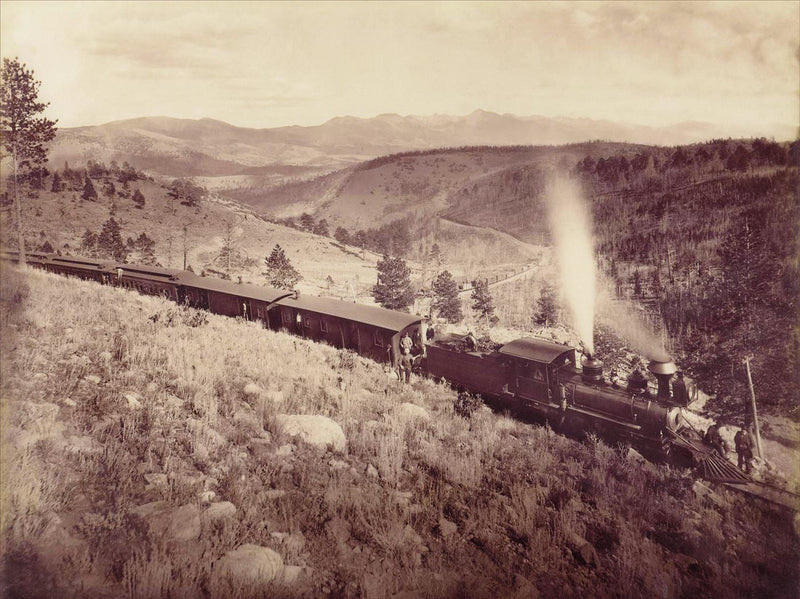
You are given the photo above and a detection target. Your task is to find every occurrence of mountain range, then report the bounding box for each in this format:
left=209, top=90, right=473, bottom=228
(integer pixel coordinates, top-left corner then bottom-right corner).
left=48, top=110, right=796, bottom=179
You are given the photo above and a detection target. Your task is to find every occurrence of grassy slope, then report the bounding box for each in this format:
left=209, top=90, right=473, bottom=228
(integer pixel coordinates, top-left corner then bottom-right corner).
left=1, top=267, right=797, bottom=599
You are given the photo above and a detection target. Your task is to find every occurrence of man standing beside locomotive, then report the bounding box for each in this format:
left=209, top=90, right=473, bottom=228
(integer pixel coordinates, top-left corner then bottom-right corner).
left=734, top=427, right=755, bottom=474
left=671, top=371, right=690, bottom=406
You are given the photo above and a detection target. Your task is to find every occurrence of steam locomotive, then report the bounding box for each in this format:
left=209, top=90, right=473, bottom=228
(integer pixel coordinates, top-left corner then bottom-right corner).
left=1, top=251, right=692, bottom=460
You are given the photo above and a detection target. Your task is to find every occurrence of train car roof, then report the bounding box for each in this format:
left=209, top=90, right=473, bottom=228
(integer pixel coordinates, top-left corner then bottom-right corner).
left=48, top=255, right=110, bottom=269
left=181, top=274, right=293, bottom=303
left=110, top=263, right=186, bottom=280
left=277, top=294, right=421, bottom=333
left=499, top=338, right=573, bottom=364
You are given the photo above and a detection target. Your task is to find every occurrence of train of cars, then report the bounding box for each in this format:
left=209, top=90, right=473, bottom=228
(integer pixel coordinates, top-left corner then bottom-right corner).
left=3, top=251, right=695, bottom=461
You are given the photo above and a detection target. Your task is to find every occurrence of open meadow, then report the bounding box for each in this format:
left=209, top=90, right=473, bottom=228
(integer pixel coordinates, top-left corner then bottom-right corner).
left=1, top=266, right=797, bottom=598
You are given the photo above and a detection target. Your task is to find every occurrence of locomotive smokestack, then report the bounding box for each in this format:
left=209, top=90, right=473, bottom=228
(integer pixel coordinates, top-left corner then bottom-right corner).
left=648, top=360, right=677, bottom=400
left=581, top=354, right=604, bottom=382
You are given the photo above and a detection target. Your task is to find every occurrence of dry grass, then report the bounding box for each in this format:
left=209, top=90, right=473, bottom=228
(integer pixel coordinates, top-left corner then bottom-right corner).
left=1, top=267, right=797, bottom=598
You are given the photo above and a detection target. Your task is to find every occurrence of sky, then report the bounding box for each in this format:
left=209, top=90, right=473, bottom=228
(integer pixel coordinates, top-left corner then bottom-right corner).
left=1, top=1, right=798, bottom=133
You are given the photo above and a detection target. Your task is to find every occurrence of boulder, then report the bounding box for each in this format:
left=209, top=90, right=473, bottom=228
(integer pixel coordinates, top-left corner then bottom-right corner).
left=276, top=444, right=294, bottom=457
left=131, top=502, right=201, bottom=542
left=275, top=414, right=346, bottom=452
left=243, top=383, right=264, bottom=398
left=396, top=403, right=430, bottom=421
left=438, top=517, right=458, bottom=538
left=205, top=501, right=237, bottom=521
left=566, top=532, right=599, bottom=567
left=85, top=375, right=101, bottom=385
left=213, top=544, right=284, bottom=587
left=124, top=393, right=143, bottom=410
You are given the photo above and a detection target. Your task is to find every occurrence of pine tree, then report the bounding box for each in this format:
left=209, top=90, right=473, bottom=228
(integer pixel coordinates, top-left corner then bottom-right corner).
left=50, top=172, right=62, bottom=192
left=101, top=179, right=116, bottom=198
left=263, top=244, right=302, bottom=290
left=314, top=219, right=329, bottom=236
left=134, top=232, right=157, bottom=265
left=430, top=270, right=462, bottom=323
left=80, top=229, right=97, bottom=257
left=1, top=58, right=58, bottom=263
left=299, top=213, right=315, bottom=232
left=334, top=227, right=350, bottom=245
left=373, top=255, right=414, bottom=310
left=632, top=269, right=643, bottom=297
left=471, top=279, right=498, bottom=326
left=167, top=178, right=205, bottom=208
left=96, top=217, right=127, bottom=261
left=132, top=188, right=145, bottom=209
left=81, top=175, right=97, bottom=201
left=534, top=285, right=559, bottom=326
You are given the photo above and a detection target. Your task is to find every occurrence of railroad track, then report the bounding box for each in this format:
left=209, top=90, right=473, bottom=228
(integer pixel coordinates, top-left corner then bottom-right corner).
left=669, top=428, right=800, bottom=511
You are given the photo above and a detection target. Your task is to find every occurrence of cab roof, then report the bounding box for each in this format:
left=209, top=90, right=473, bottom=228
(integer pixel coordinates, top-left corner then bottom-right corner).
left=499, top=338, right=573, bottom=364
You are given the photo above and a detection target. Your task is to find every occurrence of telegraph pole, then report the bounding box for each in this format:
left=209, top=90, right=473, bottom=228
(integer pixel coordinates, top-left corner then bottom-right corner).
left=743, top=356, right=763, bottom=459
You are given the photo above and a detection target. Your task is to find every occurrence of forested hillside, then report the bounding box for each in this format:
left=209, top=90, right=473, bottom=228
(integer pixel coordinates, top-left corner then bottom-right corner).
left=236, top=139, right=800, bottom=415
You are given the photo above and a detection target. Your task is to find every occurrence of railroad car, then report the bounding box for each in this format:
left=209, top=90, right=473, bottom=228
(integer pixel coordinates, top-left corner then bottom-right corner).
left=273, top=292, right=422, bottom=366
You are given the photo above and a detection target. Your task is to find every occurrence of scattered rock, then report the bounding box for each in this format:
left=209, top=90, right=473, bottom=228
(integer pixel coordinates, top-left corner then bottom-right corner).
left=325, top=518, right=351, bottom=546
left=124, top=393, right=143, bottom=410
left=61, top=398, right=77, bottom=408
left=328, top=459, right=349, bottom=470
left=85, top=375, right=101, bottom=385
left=566, top=532, right=599, bottom=567
left=275, top=414, right=346, bottom=452
left=234, top=409, right=263, bottom=434
left=396, top=403, right=430, bottom=421
left=194, top=442, right=210, bottom=462
left=438, top=517, right=458, bottom=538
left=132, top=502, right=201, bottom=542
left=165, top=395, right=183, bottom=412
left=276, top=444, right=294, bottom=456
left=404, top=525, right=425, bottom=548
left=692, top=481, right=725, bottom=509
left=61, top=435, right=102, bottom=455
left=511, top=574, right=540, bottom=599
left=366, top=464, right=379, bottom=478
left=199, top=490, right=217, bottom=504
left=243, top=383, right=264, bottom=398
left=212, top=544, right=284, bottom=587
left=144, top=473, right=168, bottom=487
left=626, top=447, right=647, bottom=464
left=250, top=438, right=273, bottom=460
left=186, top=417, right=226, bottom=447
left=281, top=565, right=305, bottom=584
left=206, top=501, right=237, bottom=521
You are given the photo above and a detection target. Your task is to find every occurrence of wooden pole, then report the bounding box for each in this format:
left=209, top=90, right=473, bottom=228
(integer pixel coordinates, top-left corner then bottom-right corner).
left=743, top=356, right=763, bottom=459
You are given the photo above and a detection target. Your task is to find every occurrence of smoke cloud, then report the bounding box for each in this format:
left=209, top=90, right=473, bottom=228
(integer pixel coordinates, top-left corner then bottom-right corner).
left=545, top=175, right=595, bottom=355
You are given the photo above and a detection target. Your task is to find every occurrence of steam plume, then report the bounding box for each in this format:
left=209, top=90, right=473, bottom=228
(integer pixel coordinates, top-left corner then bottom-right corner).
left=545, top=175, right=595, bottom=355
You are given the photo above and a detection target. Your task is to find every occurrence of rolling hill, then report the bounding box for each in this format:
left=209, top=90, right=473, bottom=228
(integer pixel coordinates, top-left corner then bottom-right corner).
left=47, top=111, right=797, bottom=182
